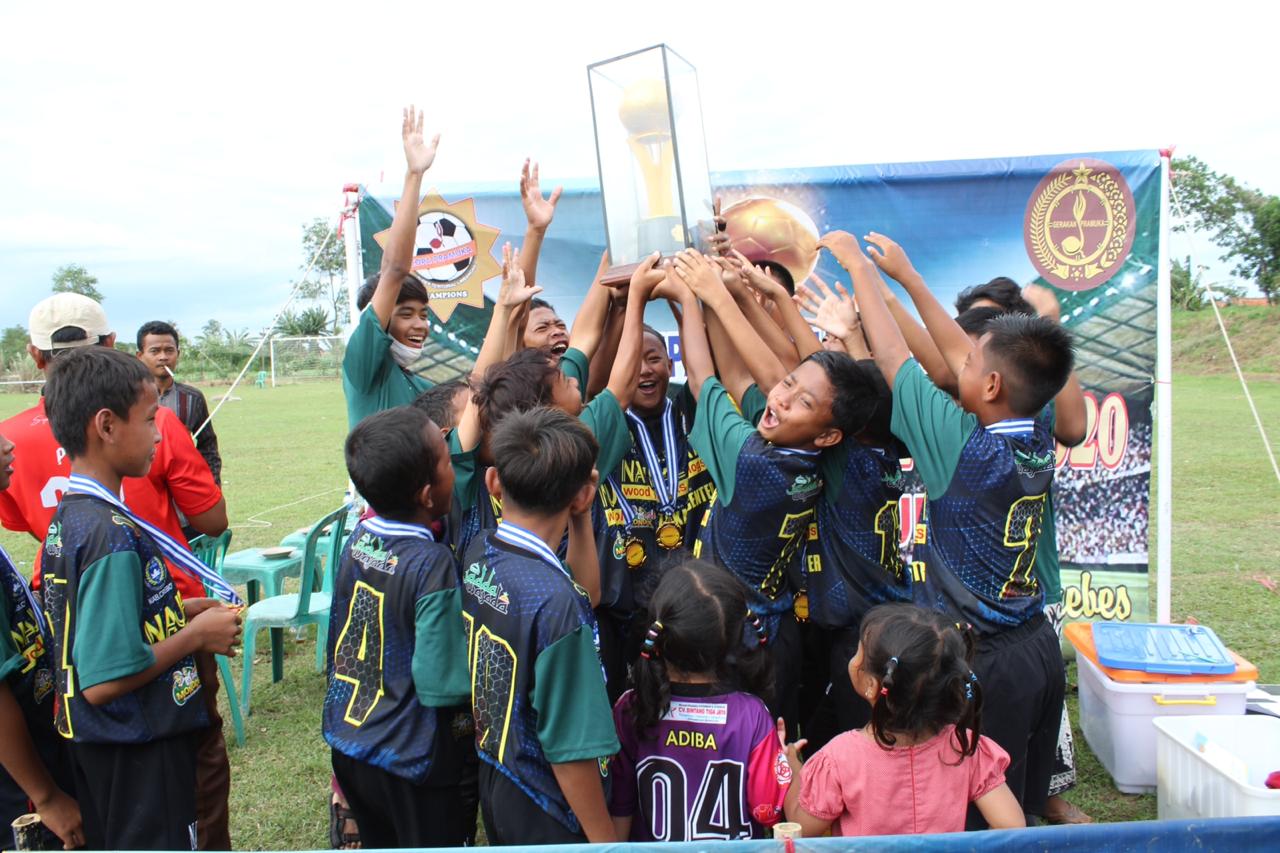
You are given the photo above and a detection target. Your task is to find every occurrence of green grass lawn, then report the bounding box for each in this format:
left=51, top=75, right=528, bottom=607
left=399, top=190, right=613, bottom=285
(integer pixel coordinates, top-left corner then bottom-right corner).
left=1, top=311, right=1278, bottom=846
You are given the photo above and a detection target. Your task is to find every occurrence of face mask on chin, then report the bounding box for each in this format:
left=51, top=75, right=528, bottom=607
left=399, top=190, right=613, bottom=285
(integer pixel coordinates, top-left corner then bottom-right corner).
left=389, top=339, right=423, bottom=369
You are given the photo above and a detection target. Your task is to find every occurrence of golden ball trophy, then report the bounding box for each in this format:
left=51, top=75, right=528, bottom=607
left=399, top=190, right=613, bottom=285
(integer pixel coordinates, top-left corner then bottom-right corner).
left=588, top=45, right=713, bottom=283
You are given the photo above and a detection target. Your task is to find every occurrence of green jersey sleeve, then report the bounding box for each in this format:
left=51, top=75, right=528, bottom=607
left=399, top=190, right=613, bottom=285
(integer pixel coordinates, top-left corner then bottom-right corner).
left=412, top=587, right=471, bottom=707
left=1034, top=401, right=1063, bottom=604
left=559, top=348, right=590, bottom=403
left=532, top=624, right=620, bottom=763
left=580, top=390, right=631, bottom=477
left=448, top=428, right=480, bottom=512
left=890, top=358, right=978, bottom=497
left=740, top=384, right=767, bottom=426
left=688, top=377, right=756, bottom=506
left=343, top=307, right=395, bottom=395
left=73, top=552, right=155, bottom=689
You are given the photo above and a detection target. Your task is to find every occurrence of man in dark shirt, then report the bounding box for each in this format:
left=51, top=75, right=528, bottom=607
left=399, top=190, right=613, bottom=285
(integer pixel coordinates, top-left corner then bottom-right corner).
left=136, top=321, right=222, bottom=484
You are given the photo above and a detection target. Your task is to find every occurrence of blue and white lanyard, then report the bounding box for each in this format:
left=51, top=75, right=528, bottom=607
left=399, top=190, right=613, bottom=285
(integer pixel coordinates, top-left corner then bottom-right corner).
left=985, top=418, right=1036, bottom=438
left=1, top=544, right=47, bottom=636
left=362, top=515, right=434, bottom=542
left=612, top=400, right=680, bottom=530
left=66, top=474, right=242, bottom=605
left=494, top=520, right=602, bottom=661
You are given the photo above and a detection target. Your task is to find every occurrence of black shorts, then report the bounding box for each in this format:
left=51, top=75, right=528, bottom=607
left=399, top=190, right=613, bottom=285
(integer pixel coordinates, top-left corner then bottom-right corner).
left=331, top=750, right=468, bottom=849
left=478, top=761, right=584, bottom=846
left=0, top=734, right=73, bottom=849
left=767, top=613, right=803, bottom=738
left=72, top=731, right=201, bottom=851
left=966, top=613, right=1065, bottom=826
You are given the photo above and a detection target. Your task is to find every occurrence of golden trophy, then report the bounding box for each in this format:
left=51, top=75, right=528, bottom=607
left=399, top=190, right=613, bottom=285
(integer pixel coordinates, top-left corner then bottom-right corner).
left=589, top=45, right=712, bottom=281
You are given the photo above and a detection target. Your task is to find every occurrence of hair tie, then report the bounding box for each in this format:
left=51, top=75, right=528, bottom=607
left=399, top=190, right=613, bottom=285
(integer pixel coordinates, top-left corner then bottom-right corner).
left=640, top=620, right=663, bottom=660
left=965, top=671, right=978, bottom=701
left=880, top=655, right=900, bottom=697
left=746, top=609, right=768, bottom=647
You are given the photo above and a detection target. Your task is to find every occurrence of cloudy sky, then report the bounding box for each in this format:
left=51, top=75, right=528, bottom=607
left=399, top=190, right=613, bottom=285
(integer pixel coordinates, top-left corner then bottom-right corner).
left=1, top=1, right=1275, bottom=340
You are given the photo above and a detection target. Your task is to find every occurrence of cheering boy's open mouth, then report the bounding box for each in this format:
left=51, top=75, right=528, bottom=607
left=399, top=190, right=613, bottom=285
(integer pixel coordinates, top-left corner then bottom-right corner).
left=760, top=406, right=780, bottom=431
left=549, top=340, right=568, bottom=356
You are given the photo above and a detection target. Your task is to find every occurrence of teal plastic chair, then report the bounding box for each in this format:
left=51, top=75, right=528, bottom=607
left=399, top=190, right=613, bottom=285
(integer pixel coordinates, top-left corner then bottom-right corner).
left=189, top=531, right=246, bottom=748
left=239, top=505, right=351, bottom=720
left=220, top=543, right=304, bottom=604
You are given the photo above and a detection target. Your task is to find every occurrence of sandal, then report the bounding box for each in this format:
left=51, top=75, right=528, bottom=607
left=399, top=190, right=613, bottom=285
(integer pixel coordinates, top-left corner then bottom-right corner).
left=329, top=793, right=362, bottom=849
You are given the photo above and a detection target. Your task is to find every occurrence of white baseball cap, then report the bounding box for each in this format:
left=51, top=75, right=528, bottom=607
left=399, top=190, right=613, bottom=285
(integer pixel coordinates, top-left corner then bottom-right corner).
left=29, top=293, right=113, bottom=351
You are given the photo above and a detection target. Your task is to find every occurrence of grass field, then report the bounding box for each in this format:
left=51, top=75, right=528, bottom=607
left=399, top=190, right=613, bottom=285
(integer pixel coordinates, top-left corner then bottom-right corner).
left=0, top=306, right=1277, bottom=848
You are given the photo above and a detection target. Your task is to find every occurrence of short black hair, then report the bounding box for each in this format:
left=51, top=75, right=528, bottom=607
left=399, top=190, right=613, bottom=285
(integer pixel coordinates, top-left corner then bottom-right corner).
left=473, top=349, right=560, bottom=435
left=803, top=350, right=879, bottom=437
left=37, top=327, right=112, bottom=363
left=983, top=313, right=1075, bottom=416
left=411, top=380, right=468, bottom=431
left=528, top=297, right=557, bottom=314
left=355, top=272, right=430, bottom=312
left=490, top=407, right=598, bottom=516
left=345, top=406, right=442, bottom=519
left=136, top=320, right=180, bottom=351
left=758, top=261, right=795, bottom=295
left=954, top=305, right=1005, bottom=337
left=955, top=276, right=1033, bottom=316
left=45, top=346, right=153, bottom=459
left=854, top=359, right=897, bottom=449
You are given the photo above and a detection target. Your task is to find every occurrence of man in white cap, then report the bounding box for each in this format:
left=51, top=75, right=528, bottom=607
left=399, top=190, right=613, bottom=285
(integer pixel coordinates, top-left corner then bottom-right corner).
left=0, top=293, right=234, bottom=850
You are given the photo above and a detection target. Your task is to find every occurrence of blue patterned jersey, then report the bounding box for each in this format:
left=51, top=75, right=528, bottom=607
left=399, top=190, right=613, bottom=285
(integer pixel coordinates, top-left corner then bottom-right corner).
left=891, top=359, right=1053, bottom=634
left=690, top=379, right=822, bottom=640
left=461, top=525, right=618, bottom=832
left=323, top=518, right=471, bottom=784
left=43, top=494, right=207, bottom=743
left=595, top=403, right=716, bottom=615
left=806, top=443, right=913, bottom=631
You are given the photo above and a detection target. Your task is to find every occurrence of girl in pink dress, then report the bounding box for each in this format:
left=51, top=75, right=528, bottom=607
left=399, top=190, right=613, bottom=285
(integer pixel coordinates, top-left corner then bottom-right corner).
left=783, top=604, right=1024, bottom=836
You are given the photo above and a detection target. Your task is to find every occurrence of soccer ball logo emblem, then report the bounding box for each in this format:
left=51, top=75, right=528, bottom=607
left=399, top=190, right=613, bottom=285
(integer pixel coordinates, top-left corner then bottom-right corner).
left=414, top=211, right=477, bottom=283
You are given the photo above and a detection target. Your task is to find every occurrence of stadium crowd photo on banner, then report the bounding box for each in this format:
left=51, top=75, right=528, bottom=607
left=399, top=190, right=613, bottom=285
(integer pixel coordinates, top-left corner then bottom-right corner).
left=1, top=3, right=1278, bottom=852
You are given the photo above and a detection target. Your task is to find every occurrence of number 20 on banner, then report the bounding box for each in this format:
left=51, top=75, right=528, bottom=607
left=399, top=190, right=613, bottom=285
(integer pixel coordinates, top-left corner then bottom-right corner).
left=1055, top=392, right=1129, bottom=470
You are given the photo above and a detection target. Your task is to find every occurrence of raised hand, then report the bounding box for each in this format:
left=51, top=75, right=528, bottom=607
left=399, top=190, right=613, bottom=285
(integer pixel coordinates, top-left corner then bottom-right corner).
left=497, top=243, right=542, bottom=309
left=629, top=251, right=667, bottom=298
left=1022, top=282, right=1062, bottom=322
left=520, top=159, right=562, bottom=231
left=703, top=196, right=732, bottom=256
left=650, top=264, right=690, bottom=303
left=672, top=249, right=728, bottom=306
left=864, top=232, right=919, bottom=284
left=817, top=230, right=866, bottom=264
left=402, top=106, right=441, bottom=175
left=797, top=275, right=857, bottom=341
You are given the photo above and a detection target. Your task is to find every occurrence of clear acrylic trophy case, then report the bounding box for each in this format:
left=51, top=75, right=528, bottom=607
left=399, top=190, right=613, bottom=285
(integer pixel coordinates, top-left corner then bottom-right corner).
left=588, top=45, right=713, bottom=275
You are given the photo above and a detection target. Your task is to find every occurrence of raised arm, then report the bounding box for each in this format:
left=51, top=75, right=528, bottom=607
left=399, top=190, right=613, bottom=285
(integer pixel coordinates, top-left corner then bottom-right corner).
left=817, top=232, right=911, bottom=384
left=731, top=250, right=822, bottom=360
left=604, top=253, right=666, bottom=408
left=675, top=250, right=785, bottom=395
left=566, top=251, right=613, bottom=360
left=371, top=107, right=440, bottom=328
left=654, top=273, right=712, bottom=400
left=518, top=159, right=561, bottom=289
left=718, top=257, right=802, bottom=373
left=796, top=278, right=870, bottom=360
left=864, top=232, right=973, bottom=382
left=456, top=245, right=542, bottom=452
left=587, top=298, right=626, bottom=398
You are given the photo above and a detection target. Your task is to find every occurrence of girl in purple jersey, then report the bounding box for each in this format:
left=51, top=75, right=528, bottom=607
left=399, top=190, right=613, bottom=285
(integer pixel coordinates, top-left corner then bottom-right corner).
left=610, top=562, right=791, bottom=841
left=783, top=604, right=1025, bottom=836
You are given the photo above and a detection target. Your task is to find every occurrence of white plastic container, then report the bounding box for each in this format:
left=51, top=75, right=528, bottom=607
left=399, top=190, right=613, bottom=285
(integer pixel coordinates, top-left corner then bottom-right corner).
left=1075, top=653, right=1254, bottom=793
left=1154, top=716, right=1280, bottom=818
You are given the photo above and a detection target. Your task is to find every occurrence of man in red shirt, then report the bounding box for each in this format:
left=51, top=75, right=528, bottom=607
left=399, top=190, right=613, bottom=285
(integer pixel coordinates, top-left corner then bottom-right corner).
left=0, top=293, right=233, bottom=850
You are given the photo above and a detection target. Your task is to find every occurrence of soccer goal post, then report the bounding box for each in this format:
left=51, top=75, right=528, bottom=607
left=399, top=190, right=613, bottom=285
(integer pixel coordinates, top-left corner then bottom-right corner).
left=267, top=335, right=345, bottom=386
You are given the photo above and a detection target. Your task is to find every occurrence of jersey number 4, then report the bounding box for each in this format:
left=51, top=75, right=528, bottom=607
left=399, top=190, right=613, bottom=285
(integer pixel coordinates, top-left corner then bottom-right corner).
left=637, top=757, right=752, bottom=841
left=333, top=581, right=386, bottom=726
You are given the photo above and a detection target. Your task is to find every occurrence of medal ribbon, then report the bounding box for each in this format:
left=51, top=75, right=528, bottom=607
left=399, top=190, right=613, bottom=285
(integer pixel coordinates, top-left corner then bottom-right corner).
left=1, top=544, right=48, bottom=635
left=66, top=474, right=242, bottom=605
left=363, top=516, right=434, bottom=542
left=626, top=400, right=679, bottom=515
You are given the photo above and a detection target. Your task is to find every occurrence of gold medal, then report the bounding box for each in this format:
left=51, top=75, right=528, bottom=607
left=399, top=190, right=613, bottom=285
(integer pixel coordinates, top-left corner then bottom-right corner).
left=656, top=520, right=683, bottom=550
left=625, top=538, right=647, bottom=569
left=793, top=592, right=810, bottom=622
